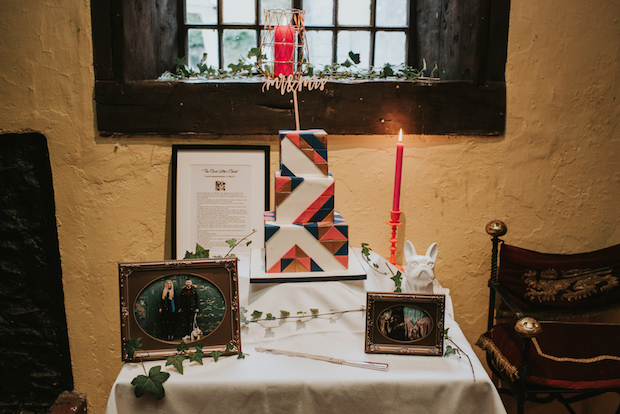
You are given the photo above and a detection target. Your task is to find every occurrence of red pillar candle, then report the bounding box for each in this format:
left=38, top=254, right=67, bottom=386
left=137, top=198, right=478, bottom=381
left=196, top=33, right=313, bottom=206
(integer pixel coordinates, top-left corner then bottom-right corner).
left=274, top=25, right=295, bottom=77
left=392, top=129, right=404, bottom=211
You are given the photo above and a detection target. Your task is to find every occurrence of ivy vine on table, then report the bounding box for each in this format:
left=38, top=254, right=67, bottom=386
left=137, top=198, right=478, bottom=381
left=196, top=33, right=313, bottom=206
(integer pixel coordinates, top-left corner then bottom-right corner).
left=124, top=240, right=473, bottom=400
left=124, top=338, right=244, bottom=400
left=124, top=233, right=254, bottom=399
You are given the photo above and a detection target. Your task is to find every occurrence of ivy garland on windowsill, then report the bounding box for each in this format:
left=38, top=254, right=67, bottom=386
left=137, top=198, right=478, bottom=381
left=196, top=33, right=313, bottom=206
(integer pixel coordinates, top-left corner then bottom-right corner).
left=159, top=50, right=439, bottom=82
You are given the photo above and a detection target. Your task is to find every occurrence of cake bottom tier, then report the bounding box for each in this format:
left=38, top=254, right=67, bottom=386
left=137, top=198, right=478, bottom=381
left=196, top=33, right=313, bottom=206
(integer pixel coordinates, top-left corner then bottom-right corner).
left=264, top=211, right=349, bottom=273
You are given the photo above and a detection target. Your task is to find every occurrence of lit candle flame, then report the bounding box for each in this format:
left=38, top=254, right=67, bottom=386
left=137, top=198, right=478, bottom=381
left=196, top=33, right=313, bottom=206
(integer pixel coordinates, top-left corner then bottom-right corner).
left=398, top=129, right=403, bottom=143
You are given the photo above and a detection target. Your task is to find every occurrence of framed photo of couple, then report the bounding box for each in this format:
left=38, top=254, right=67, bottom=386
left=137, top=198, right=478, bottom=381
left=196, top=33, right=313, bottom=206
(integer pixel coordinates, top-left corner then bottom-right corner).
left=365, top=292, right=445, bottom=356
left=119, top=258, right=241, bottom=361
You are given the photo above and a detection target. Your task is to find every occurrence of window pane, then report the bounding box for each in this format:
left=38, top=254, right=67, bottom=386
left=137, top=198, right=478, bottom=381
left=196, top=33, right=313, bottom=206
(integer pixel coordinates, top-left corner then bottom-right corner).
left=374, top=31, right=406, bottom=67
left=376, top=0, right=407, bottom=27
left=223, top=0, right=255, bottom=24
left=338, top=0, right=370, bottom=26
left=260, top=0, right=292, bottom=24
left=188, top=29, right=219, bottom=70
left=186, top=0, right=218, bottom=24
left=304, top=0, right=334, bottom=26
left=307, top=30, right=333, bottom=68
left=223, top=29, right=257, bottom=68
left=337, top=31, right=370, bottom=68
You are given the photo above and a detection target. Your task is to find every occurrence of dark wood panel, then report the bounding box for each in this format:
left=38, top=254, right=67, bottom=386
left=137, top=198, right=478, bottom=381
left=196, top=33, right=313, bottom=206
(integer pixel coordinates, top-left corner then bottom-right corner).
left=486, top=0, right=510, bottom=82
left=91, top=0, right=114, bottom=80
left=117, top=0, right=180, bottom=81
left=95, top=80, right=505, bottom=136
left=414, top=0, right=443, bottom=75
left=440, top=0, right=483, bottom=80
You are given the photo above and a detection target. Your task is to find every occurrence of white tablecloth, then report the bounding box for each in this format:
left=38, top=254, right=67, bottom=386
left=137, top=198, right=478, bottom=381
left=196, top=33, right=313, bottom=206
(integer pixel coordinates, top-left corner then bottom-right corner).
left=106, top=249, right=506, bottom=414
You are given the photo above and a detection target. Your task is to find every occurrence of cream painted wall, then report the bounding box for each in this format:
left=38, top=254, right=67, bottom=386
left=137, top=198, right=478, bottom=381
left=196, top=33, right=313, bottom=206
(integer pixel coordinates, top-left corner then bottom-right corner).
left=1, top=1, right=618, bottom=414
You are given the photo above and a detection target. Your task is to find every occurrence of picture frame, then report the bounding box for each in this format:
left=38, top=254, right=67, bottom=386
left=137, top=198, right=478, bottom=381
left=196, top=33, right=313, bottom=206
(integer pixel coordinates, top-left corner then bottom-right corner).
left=119, top=258, right=241, bottom=361
left=171, top=145, right=270, bottom=260
left=365, top=292, right=445, bottom=356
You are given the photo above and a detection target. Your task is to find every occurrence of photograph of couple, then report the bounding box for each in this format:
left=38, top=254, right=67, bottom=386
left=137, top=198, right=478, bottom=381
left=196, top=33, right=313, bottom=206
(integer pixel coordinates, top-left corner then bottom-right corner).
left=377, top=305, right=433, bottom=342
left=134, top=274, right=226, bottom=343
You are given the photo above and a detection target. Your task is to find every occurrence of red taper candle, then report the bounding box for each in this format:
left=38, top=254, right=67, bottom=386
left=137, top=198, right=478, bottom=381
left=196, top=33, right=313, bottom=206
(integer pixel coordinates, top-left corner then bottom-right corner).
left=392, top=129, right=404, bottom=211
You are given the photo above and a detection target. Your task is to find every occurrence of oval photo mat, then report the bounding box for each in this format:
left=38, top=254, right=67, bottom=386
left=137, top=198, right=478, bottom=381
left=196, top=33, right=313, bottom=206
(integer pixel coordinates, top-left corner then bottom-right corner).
left=376, top=305, right=434, bottom=343
left=134, top=274, right=226, bottom=343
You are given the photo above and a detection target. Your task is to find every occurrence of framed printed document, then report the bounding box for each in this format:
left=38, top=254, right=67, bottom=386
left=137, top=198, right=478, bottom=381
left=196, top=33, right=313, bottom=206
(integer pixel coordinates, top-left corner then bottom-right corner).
left=172, top=145, right=269, bottom=260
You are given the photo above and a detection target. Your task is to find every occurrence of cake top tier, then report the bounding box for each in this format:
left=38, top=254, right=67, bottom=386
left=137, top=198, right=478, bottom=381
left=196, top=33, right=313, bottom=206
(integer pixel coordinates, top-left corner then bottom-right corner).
left=279, top=129, right=328, bottom=177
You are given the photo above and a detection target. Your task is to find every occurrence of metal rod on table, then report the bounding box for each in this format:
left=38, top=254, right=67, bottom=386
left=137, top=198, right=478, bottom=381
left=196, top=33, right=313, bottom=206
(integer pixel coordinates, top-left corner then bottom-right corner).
left=255, top=347, right=389, bottom=371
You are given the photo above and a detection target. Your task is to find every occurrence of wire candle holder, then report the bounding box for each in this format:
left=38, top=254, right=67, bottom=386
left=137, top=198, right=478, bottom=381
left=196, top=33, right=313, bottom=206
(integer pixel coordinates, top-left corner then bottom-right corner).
left=258, top=9, right=309, bottom=80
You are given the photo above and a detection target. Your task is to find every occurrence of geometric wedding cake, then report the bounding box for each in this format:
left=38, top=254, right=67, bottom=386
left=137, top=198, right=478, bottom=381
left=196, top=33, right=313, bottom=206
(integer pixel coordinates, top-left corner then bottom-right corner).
left=264, top=129, right=350, bottom=274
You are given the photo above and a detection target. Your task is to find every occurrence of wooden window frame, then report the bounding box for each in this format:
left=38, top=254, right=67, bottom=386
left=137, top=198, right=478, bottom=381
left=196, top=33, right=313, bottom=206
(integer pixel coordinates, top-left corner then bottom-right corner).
left=181, top=0, right=412, bottom=70
left=92, top=0, right=509, bottom=137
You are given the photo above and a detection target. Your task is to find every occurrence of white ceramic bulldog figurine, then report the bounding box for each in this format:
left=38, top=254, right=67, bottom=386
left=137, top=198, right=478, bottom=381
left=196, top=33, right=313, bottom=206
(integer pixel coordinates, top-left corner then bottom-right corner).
left=402, top=241, right=438, bottom=294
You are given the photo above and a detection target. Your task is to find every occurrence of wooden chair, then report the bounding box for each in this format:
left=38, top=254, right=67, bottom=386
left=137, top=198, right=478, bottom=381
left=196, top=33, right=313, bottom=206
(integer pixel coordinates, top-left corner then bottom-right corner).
left=477, top=220, right=620, bottom=414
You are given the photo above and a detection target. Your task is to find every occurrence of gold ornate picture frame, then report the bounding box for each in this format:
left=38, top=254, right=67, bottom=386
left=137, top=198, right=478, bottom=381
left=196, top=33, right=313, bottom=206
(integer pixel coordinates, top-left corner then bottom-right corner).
left=119, top=258, right=241, bottom=361
left=365, top=292, right=445, bottom=356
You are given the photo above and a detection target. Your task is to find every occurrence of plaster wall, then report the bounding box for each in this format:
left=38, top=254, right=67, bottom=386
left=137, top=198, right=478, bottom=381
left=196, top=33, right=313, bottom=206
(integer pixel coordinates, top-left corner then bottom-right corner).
left=0, top=1, right=618, bottom=413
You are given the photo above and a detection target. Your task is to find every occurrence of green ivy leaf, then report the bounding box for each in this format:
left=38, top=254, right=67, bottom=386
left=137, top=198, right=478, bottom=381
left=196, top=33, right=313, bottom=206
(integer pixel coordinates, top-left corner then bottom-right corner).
left=380, top=64, right=394, bottom=78
left=251, top=310, right=263, bottom=320
left=131, top=366, right=170, bottom=399
left=280, top=310, right=290, bottom=319
left=391, top=271, right=403, bottom=293
left=225, top=342, right=235, bottom=352
left=185, top=244, right=210, bottom=259
left=166, top=354, right=187, bottom=374
left=349, top=51, right=361, bottom=64
left=125, top=338, right=142, bottom=359
left=445, top=345, right=460, bottom=358
left=211, top=350, right=223, bottom=362
left=228, top=62, right=242, bottom=74
left=361, top=242, right=371, bottom=260
left=341, top=60, right=352, bottom=68
left=225, top=238, right=237, bottom=248
left=310, top=308, right=319, bottom=317
left=177, top=340, right=189, bottom=353
left=189, top=348, right=205, bottom=364
left=237, top=352, right=246, bottom=359
left=265, top=313, right=276, bottom=321
left=176, top=56, right=188, bottom=67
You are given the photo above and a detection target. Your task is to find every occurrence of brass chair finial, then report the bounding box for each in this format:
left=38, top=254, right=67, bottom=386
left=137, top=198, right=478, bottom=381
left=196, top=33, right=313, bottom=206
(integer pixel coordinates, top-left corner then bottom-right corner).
left=486, top=220, right=507, bottom=237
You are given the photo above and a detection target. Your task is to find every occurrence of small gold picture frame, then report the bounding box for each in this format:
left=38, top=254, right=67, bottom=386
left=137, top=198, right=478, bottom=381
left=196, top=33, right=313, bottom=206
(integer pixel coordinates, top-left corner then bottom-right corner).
left=365, top=292, right=445, bottom=356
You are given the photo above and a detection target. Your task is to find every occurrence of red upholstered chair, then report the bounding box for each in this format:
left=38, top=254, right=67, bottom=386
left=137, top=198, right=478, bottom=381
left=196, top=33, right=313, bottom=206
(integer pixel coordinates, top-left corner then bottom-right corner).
left=477, top=220, right=620, bottom=414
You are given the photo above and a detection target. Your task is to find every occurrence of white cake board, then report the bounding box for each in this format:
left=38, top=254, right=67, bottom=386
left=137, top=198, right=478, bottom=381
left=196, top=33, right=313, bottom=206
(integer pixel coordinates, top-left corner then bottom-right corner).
left=250, top=248, right=367, bottom=283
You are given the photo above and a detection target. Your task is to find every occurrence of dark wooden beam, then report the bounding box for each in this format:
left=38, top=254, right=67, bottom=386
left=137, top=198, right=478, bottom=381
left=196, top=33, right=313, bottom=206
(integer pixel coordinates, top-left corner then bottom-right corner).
left=94, top=79, right=505, bottom=136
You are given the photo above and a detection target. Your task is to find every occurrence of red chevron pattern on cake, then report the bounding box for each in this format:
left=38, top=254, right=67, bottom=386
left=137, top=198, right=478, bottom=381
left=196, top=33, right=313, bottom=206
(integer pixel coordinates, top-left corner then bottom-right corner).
left=264, top=211, right=349, bottom=273
left=263, top=129, right=350, bottom=276
left=279, top=130, right=328, bottom=176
